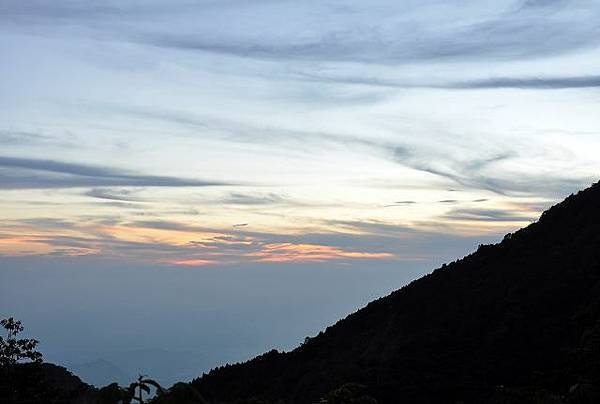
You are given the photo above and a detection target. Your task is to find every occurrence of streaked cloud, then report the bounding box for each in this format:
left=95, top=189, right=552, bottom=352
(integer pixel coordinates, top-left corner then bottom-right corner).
left=292, top=73, right=600, bottom=91
left=2, top=200, right=541, bottom=266
left=390, top=149, right=595, bottom=197
left=450, top=75, right=600, bottom=90
left=0, top=130, right=53, bottom=145
left=442, top=207, right=537, bottom=223
left=0, top=217, right=401, bottom=266
left=0, top=156, right=231, bottom=189
left=134, top=0, right=600, bottom=64
left=84, top=188, right=146, bottom=202
left=244, top=243, right=393, bottom=264
left=1, top=0, right=599, bottom=271
left=2, top=0, right=598, bottom=66
left=222, top=192, right=285, bottom=206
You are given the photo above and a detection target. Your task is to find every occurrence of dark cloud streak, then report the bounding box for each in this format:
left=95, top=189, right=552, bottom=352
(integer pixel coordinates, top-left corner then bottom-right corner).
left=2, top=0, right=598, bottom=65
left=443, top=207, right=536, bottom=222
left=0, top=156, right=231, bottom=189
left=295, top=72, right=600, bottom=90
left=84, top=188, right=145, bottom=202
left=450, top=75, right=600, bottom=90
left=222, top=192, right=284, bottom=206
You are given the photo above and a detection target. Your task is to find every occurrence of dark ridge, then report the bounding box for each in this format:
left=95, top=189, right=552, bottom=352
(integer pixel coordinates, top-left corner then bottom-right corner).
left=190, top=181, right=600, bottom=403
left=0, top=362, right=97, bottom=404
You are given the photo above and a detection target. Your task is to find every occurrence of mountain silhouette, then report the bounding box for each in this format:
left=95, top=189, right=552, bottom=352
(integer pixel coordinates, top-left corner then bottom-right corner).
left=69, top=359, right=130, bottom=388
left=189, top=181, right=600, bottom=403
left=0, top=362, right=97, bottom=403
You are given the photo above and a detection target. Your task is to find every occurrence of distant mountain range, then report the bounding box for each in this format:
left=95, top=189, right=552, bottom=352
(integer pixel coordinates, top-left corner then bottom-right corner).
left=4, top=182, right=600, bottom=403
left=69, top=359, right=130, bottom=388
left=69, top=349, right=210, bottom=388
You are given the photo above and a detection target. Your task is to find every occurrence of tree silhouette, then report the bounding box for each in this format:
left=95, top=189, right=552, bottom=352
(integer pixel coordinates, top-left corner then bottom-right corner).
left=130, top=374, right=164, bottom=403
left=97, top=382, right=135, bottom=404
left=323, top=383, right=378, bottom=404
left=0, top=317, right=44, bottom=403
left=150, top=382, right=209, bottom=404
left=0, top=317, right=43, bottom=367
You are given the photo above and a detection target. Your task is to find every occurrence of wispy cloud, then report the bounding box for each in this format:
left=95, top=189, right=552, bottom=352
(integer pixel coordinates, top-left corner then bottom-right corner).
left=294, top=72, right=600, bottom=90
left=0, top=217, right=403, bottom=266
left=442, top=207, right=536, bottom=223
left=221, top=192, right=285, bottom=206
left=384, top=200, right=417, bottom=207
left=84, top=188, right=146, bottom=202
left=449, top=75, right=600, bottom=90
left=1, top=0, right=598, bottom=273
left=85, top=102, right=588, bottom=200
left=0, top=130, right=53, bottom=145
left=86, top=102, right=596, bottom=199
left=0, top=156, right=231, bottom=189
left=389, top=149, right=594, bottom=197
left=2, top=0, right=598, bottom=65
left=138, top=1, right=599, bottom=64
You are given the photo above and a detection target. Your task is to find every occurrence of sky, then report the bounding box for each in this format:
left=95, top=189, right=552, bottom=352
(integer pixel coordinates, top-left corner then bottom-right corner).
left=1, top=0, right=600, bottom=387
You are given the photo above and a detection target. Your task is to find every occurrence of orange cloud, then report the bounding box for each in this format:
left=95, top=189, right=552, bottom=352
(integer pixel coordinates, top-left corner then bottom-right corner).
left=0, top=236, right=51, bottom=255
left=171, top=259, right=219, bottom=267
left=247, top=243, right=394, bottom=263
left=168, top=243, right=394, bottom=267
left=0, top=235, right=98, bottom=257
left=1, top=220, right=395, bottom=266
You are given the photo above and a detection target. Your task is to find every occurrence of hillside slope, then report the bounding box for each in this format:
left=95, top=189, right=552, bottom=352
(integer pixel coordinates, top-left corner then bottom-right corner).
left=0, top=363, right=97, bottom=404
left=192, top=182, right=600, bottom=403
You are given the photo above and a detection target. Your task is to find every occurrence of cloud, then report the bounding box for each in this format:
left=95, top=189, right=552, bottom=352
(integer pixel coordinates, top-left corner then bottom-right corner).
left=386, top=198, right=494, bottom=207
left=100, top=102, right=406, bottom=153
left=17, top=218, right=78, bottom=229
left=388, top=148, right=594, bottom=197
left=92, top=201, right=146, bottom=209
left=519, top=0, right=567, bottom=9
left=384, top=200, right=417, bottom=207
left=0, top=130, right=52, bottom=145
left=5, top=203, right=554, bottom=272
left=465, top=176, right=595, bottom=198
left=84, top=188, right=145, bottom=202
left=0, top=0, right=190, bottom=22
left=92, top=102, right=589, bottom=200
left=0, top=217, right=404, bottom=266
left=294, top=72, right=600, bottom=91
left=131, top=220, right=214, bottom=233
left=442, top=207, right=537, bottom=222
left=464, top=153, right=516, bottom=171
left=0, top=156, right=231, bottom=189
left=1, top=0, right=598, bottom=273
left=243, top=243, right=393, bottom=264
left=222, top=192, right=285, bottom=206
left=111, top=105, right=589, bottom=199
left=3, top=0, right=598, bottom=65
left=450, top=75, right=600, bottom=90
left=142, top=1, right=599, bottom=63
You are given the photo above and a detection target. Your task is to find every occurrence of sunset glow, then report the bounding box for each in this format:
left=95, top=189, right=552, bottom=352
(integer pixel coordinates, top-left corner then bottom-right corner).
left=2, top=0, right=600, bottom=392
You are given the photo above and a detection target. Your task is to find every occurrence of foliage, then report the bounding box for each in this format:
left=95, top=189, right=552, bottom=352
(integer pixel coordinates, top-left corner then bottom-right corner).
left=323, top=383, right=378, bottom=404
left=96, top=382, right=135, bottom=404
left=150, top=382, right=208, bottom=404
left=130, top=375, right=164, bottom=403
left=0, top=362, right=96, bottom=404
left=0, top=317, right=43, bottom=367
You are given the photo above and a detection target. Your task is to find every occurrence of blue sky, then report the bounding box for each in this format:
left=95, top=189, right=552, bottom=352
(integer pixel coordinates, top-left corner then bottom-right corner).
left=1, top=0, right=600, bottom=387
